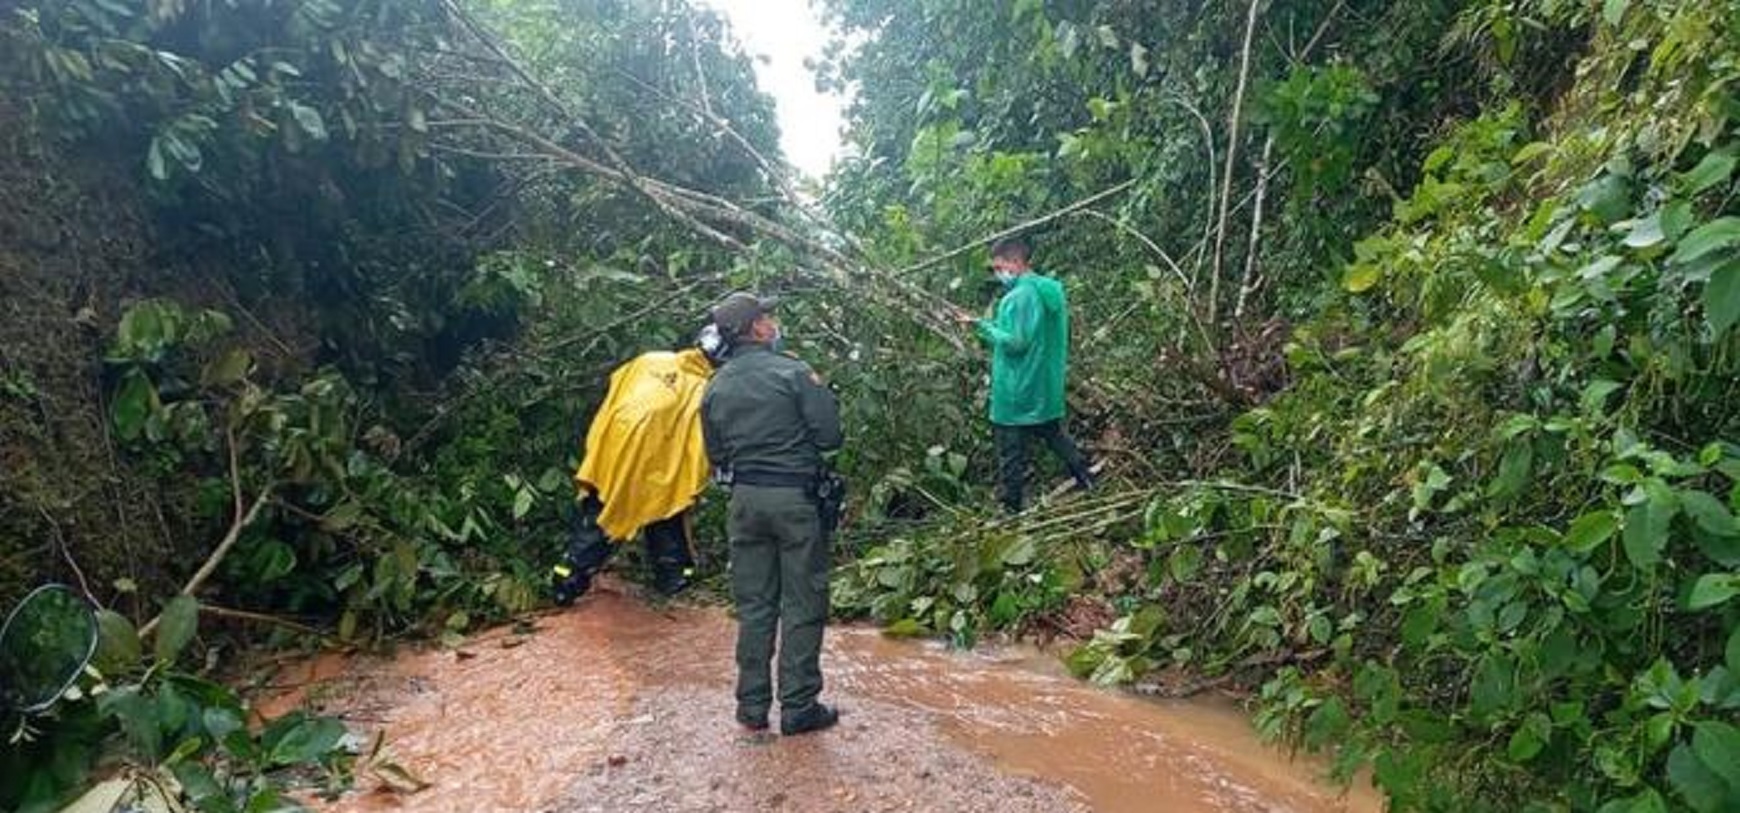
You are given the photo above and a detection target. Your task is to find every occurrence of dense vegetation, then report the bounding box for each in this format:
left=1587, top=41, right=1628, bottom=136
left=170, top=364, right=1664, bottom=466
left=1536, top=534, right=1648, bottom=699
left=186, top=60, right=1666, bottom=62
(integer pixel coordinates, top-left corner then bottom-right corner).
left=2, top=0, right=1738, bottom=811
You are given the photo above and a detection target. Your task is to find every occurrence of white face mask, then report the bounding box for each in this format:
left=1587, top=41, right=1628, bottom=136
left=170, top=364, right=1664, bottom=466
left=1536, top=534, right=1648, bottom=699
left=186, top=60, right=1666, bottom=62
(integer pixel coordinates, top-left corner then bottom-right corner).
left=994, top=270, right=1017, bottom=286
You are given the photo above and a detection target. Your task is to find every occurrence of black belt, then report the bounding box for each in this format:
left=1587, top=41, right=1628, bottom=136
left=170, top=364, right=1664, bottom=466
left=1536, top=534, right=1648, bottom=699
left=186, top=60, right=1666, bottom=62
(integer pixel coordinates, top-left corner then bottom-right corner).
left=731, top=470, right=815, bottom=488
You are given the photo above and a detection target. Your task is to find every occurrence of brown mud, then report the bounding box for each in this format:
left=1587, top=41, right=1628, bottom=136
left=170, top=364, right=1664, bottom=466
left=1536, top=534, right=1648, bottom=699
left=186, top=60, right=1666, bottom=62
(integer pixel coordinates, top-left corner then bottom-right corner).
left=262, top=583, right=1383, bottom=813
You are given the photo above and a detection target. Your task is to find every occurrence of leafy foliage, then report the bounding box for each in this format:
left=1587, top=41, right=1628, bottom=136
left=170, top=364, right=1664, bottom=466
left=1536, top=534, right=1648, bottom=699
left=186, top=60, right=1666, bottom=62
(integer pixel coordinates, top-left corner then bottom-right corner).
left=822, top=0, right=1740, bottom=810
left=3, top=598, right=354, bottom=813
left=7, top=0, right=1740, bottom=810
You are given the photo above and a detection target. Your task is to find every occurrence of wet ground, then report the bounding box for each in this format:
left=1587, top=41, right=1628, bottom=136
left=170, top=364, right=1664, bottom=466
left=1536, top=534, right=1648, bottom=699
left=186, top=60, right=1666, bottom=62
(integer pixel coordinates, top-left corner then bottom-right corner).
left=260, top=583, right=1383, bottom=813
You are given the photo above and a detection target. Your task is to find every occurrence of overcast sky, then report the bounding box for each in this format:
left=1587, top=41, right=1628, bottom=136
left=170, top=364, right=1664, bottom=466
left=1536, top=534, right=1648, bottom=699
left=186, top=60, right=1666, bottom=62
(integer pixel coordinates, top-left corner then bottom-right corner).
left=701, top=0, right=848, bottom=180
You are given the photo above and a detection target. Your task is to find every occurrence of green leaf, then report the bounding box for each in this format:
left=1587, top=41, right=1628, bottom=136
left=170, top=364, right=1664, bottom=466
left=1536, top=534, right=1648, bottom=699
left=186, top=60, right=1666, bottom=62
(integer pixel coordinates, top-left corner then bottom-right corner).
left=111, top=369, right=157, bottom=442
left=171, top=762, right=223, bottom=803
left=1668, top=742, right=1734, bottom=813
left=1167, top=545, right=1202, bottom=582
left=146, top=137, right=169, bottom=180
left=93, top=609, right=142, bottom=674
left=1601, top=0, right=1629, bottom=26
left=883, top=618, right=925, bottom=637
left=1565, top=510, right=1620, bottom=552
left=1001, top=536, right=1037, bottom=566
left=1683, top=490, right=1739, bottom=537
left=1470, top=653, right=1515, bottom=719
left=1487, top=442, right=1534, bottom=501
left=1624, top=493, right=1678, bottom=570
left=244, top=788, right=285, bottom=813
left=1693, top=721, right=1740, bottom=790
left=203, top=706, right=244, bottom=741
left=1342, top=263, right=1380, bottom=293
left=1687, top=574, right=1740, bottom=610
left=1728, top=625, right=1740, bottom=675
left=154, top=594, right=199, bottom=665
left=264, top=713, right=346, bottom=766
left=1681, top=150, right=1737, bottom=195
left=1582, top=379, right=1624, bottom=415
left=1511, top=141, right=1554, bottom=166
left=1622, top=213, right=1665, bottom=248
left=99, top=686, right=162, bottom=761
left=201, top=348, right=253, bottom=386
left=1670, top=218, right=1740, bottom=267
left=1304, top=697, right=1351, bottom=750
left=1508, top=712, right=1552, bottom=762
left=1706, top=260, right=1740, bottom=337
left=289, top=102, right=328, bottom=141
left=254, top=540, right=297, bottom=582
left=1597, top=789, right=1668, bottom=813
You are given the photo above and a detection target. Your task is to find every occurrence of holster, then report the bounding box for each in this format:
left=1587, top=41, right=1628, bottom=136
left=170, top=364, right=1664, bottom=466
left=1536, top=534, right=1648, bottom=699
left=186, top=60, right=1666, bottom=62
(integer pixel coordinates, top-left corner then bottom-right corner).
left=813, top=469, right=847, bottom=538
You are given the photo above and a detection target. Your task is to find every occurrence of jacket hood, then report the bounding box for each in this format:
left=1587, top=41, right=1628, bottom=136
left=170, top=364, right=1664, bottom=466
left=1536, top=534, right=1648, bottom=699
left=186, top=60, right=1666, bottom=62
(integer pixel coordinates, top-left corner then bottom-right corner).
left=1019, top=273, right=1065, bottom=312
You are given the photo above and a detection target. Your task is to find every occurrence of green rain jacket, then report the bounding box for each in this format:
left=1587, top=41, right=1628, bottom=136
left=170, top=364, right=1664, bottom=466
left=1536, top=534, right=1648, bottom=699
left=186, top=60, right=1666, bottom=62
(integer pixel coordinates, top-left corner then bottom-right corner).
left=975, top=272, right=1069, bottom=426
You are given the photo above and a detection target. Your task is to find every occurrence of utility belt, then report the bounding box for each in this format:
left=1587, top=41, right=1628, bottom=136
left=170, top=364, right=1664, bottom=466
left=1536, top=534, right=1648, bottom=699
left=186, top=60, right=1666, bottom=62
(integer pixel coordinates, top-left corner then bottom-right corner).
left=729, top=469, right=816, bottom=489
left=727, top=468, right=848, bottom=537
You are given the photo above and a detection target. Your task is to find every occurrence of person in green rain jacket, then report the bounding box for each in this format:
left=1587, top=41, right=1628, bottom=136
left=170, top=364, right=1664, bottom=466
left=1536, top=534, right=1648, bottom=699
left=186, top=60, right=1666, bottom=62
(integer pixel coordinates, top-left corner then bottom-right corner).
left=958, top=235, right=1094, bottom=513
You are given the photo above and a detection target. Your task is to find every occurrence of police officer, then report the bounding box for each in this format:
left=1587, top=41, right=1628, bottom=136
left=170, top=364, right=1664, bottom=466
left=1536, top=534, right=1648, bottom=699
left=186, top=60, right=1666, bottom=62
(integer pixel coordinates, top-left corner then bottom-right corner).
left=700, top=292, right=843, bottom=736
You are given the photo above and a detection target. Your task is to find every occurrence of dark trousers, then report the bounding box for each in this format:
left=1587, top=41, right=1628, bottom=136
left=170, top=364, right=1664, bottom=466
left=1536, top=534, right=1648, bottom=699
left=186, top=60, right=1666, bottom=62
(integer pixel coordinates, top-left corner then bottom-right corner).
left=562, top=496, right=695, bottom=595
left=727, top=484, right=829, bottom=723
left=994, top=419, right=1092, bottom=513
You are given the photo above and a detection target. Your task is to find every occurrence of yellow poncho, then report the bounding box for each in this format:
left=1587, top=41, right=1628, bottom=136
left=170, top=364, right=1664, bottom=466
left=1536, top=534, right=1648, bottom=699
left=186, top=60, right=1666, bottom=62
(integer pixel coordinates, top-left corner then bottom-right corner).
left=573, top=349, right=715, bottom=541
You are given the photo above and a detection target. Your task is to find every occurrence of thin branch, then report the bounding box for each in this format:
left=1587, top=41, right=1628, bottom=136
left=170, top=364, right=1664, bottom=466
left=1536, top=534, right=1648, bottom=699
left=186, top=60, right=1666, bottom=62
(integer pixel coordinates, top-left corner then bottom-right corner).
left=895, top=180, right=1137, bottom=279
left=1066, top=208, right=1218, bottom=354
left=199, top=604, right=324, bottom=637
left=1234, top=134, right=1276, bottom=321
left=614, top=68, right=844, bottom=242
left=1210, top=0, right=1266, bottom=327
left=1161, top=91, right=1220, bottom=280
left=38, top=505, right=97, bottom=607
left=139, top=427, right=272, bottom=638
left=402, top=275, right=722, bottom=453
left=440, top=0, right=743, bottom=250
left=139, top=493, right=271, bottom=638
left=429, top=142, right=559, bottom=162
left=687, top=15, right=716, bottom=119
left=1069, top=209, right=1190, bottom=290
left=1235, top=0, right=1344, bottom=320
left=1296, top=0, right=1348, bottom=64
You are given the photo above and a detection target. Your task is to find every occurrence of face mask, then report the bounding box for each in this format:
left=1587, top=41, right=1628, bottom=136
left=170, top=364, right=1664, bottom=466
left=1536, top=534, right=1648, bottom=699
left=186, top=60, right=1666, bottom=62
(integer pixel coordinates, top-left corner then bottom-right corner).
left=767, top=325, right=785, bottom=353
left=994, top=271, right=1017, bottom=287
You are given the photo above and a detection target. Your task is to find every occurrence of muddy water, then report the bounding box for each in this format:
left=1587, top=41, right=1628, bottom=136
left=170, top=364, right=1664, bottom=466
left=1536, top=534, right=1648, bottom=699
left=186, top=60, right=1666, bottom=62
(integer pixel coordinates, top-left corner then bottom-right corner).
left=270, top=584, right=1382, bottom=813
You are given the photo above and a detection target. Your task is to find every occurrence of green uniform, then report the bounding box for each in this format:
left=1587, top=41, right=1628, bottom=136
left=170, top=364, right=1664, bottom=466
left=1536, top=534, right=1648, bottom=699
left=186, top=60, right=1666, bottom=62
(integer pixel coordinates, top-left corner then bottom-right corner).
left=700, top=342, right=842, bottom=726
left=975, top=272, right=1069, bottom=426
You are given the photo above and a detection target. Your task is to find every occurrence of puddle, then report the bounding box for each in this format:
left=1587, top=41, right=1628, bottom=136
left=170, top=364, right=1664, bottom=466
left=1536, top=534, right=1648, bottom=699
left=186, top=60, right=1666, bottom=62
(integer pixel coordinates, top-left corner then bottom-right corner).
left=265, top=585, right=1383, bottom=812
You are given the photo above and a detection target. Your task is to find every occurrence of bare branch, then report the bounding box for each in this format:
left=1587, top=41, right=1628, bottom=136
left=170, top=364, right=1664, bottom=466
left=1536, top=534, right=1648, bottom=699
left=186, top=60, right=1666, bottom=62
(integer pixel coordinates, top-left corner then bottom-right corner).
left=1209, top=0, right=1266, bottom=328
left=1234, top=134, right=1276, bottom=321
left=139, top=427, right=273, bottom=639
left=895, top=181, right=1137, bottom=279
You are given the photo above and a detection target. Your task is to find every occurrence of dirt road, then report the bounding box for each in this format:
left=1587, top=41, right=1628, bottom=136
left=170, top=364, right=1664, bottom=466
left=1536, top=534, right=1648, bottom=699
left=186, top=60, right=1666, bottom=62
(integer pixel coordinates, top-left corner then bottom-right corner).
left=260, top=584, right=1381, bottom=813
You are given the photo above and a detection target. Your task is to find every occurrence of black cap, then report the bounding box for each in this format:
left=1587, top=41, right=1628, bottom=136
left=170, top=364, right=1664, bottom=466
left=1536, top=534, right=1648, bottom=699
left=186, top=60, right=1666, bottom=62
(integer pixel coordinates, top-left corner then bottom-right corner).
left=711, top=291, right=779, bottom=338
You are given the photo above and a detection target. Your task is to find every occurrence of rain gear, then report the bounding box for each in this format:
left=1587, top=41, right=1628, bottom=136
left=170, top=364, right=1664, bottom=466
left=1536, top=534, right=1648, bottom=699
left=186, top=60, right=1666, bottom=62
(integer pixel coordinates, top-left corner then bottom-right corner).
left=573, top=348, right=715, bottom=541
left=975, top=272, right=1069, bottom=426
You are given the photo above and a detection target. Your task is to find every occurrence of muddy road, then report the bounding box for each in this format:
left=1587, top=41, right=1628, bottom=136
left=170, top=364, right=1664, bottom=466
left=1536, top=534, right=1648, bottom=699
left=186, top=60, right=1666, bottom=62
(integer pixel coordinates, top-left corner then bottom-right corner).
left=261, top=584, right=1382, bottom=812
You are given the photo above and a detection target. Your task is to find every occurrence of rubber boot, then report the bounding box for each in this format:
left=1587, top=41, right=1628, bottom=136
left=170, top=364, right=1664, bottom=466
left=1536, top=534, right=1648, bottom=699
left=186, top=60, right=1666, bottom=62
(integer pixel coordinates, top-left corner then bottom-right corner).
left=553, top=497, right=615, bottom=606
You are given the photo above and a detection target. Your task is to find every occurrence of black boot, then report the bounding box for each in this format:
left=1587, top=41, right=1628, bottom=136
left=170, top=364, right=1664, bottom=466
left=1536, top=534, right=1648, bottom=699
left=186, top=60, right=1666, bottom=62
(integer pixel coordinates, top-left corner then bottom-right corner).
left=553, top=497, right=614, bottom=606
left=780, top=703, right=839, bottom=736
left=645, top=512, right=697, bottom=597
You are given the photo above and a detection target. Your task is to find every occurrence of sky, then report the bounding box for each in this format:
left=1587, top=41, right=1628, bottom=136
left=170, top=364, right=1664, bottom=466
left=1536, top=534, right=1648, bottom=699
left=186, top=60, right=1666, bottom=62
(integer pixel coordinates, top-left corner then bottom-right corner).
left=701, top=0, right=849, bottom=181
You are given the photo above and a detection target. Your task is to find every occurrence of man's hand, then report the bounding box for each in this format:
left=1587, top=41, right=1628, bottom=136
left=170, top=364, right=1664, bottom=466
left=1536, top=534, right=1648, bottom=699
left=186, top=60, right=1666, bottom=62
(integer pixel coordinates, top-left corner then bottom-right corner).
left=947, top=305, right=979, bottom=325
